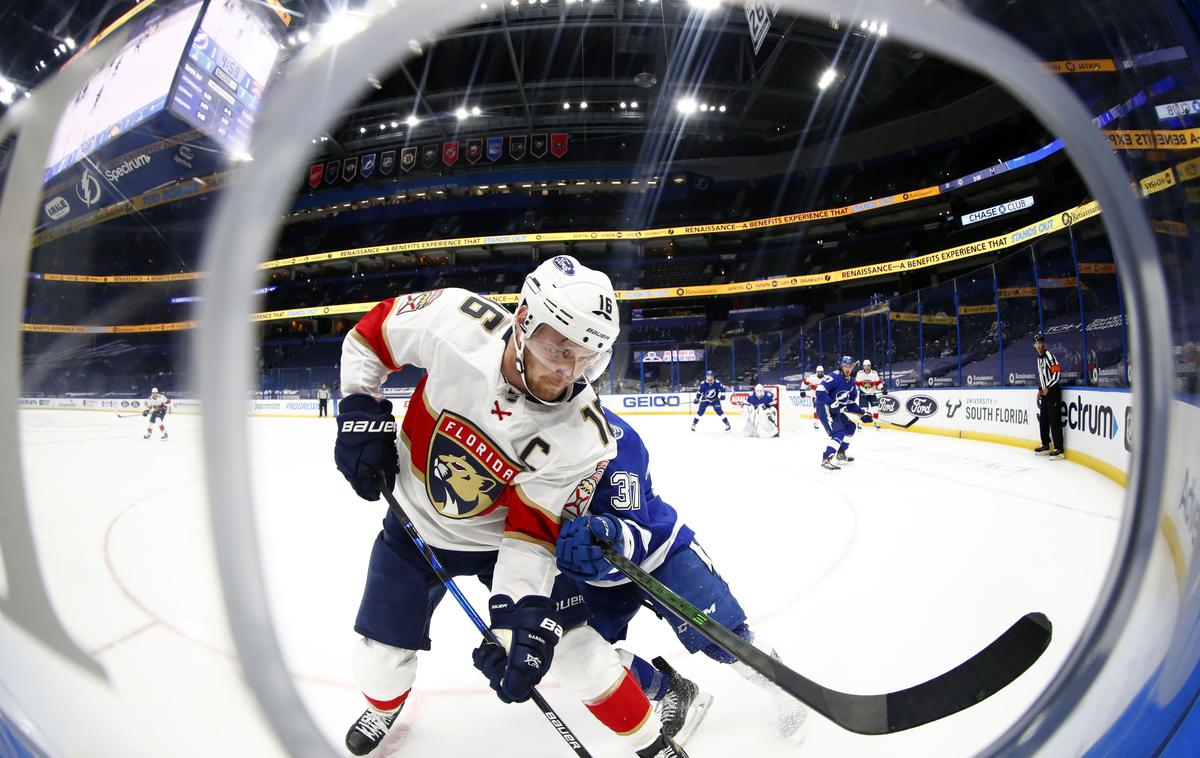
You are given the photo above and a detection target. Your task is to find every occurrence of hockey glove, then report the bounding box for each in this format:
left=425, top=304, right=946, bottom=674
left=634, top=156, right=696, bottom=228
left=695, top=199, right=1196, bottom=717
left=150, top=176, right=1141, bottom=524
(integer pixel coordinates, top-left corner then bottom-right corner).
left=556, top=515, right=624, bottom=581
left=860, top=412, right=874, bottom=425
left=334, top=394, right=400, bottom=501
left=472, top=595, right=563, bottom=703
left=142, top=409, right=150, bottom=417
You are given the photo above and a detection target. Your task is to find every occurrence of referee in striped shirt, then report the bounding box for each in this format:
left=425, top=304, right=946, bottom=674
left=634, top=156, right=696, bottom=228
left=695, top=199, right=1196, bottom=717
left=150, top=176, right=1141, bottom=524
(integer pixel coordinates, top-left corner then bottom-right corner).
left=1034, top=333, right=1065, bottom=458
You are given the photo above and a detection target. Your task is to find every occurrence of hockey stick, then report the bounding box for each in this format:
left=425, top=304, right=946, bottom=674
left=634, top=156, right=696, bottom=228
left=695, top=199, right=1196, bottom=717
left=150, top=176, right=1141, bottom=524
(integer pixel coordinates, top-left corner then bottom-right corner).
left=374, top=475, right=593, bottom=757
left=600, top=545, right=1052, bottom=735
left=116, top=413, right=145, bottom=418
left=884, top=417, right=920, bottom=429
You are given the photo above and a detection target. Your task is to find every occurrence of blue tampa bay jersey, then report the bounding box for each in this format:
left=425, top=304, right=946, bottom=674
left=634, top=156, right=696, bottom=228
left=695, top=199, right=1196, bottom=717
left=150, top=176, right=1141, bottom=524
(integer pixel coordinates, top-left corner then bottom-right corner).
left=695, top=380, right=724, bottom=402
left=745, top=390, right=774, bottom=409
left=815, top=371, right=864, bottom=413
left=584, top=408, right=696, bottom=586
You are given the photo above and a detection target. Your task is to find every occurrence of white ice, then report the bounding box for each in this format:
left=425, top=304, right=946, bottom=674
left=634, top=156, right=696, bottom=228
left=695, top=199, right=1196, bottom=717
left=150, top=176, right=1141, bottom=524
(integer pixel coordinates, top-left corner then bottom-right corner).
left=11, top=407, right=1134, bottom=757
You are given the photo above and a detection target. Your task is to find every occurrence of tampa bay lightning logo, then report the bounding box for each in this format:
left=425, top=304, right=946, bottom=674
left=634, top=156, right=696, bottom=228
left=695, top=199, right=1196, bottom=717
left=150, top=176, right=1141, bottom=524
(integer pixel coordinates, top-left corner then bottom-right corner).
left=552, top=256, right=576, bottom=275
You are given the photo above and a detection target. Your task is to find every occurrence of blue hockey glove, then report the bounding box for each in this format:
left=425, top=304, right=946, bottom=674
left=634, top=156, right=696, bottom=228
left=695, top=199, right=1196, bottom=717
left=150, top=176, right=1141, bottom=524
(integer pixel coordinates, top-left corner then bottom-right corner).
left=556, top=515, right=624, bottom=581
left=334, top=394, right=399, bottom=501
left=860, top=412, right=873, bottom=425
left=472, top=595, right=563, bottom=703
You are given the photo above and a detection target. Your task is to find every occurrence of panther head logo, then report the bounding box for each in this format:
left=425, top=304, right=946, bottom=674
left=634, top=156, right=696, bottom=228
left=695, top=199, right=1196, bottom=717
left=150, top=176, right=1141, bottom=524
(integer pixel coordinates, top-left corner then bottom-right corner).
left=433, top=454, right=498, bottom=516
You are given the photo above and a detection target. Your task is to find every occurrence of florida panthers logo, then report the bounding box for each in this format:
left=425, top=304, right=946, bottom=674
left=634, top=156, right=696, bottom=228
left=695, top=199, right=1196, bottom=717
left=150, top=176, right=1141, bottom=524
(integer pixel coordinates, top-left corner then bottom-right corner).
left=426, top=411, right=521, bottom=519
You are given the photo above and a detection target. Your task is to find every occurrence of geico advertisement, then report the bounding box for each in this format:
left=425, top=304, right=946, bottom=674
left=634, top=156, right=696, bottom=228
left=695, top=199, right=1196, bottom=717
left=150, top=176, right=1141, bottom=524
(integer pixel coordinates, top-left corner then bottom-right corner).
left=601, top=393, right=695, bottom=413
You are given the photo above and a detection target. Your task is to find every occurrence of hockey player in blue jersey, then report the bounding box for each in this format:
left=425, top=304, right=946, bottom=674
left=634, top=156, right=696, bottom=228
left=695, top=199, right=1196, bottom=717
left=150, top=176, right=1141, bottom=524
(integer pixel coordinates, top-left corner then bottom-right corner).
left=741, top=383, right=778, bottom=437
left=815, top=355, right=874, bottom=470
left=556, top=408, right=808, bottom=743
left=691, top=370, right=731, bottom=432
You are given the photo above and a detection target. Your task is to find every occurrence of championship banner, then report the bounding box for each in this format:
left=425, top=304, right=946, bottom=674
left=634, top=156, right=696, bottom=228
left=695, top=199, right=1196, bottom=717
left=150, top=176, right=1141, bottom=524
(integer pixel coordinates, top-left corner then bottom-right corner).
left=400, top=147, right=416, bottom=173
left=324, top=160, right=339, bottom=184
left=530, top=134, right=547, bottom=158
left=487, top=137, right=503, bottom=162
left=307, top=163, right=323, bottom=188
left=442, top=141, right=459, bottom=167
left=1044, top=58, right=1117, bottom=73
left=1104, top=128, right=1200, bottom=150
left=509, top=135, right=526, bottom=161
left=550, top=132, right=568, bottom=158
left=421, top=144, right=438, bottom=168
left=360, top=153, right=376, bottom=178
left=466, top=139, right=482, bottom=164
left=380, top=150, right=396, bottom=175
left=342, top=156, right=358, bottom=182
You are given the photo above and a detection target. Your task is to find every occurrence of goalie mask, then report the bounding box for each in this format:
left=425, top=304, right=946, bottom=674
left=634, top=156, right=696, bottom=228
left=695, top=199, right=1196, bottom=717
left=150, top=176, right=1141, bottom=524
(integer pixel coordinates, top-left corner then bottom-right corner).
left=754, top=383, right=765, bottom=397
left=514, top=256, right=619, bottom=403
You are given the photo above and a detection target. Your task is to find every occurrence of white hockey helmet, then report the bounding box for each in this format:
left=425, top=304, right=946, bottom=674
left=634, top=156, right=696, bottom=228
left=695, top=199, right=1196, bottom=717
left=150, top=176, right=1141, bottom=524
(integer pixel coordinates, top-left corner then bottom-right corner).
left=151, top=387, right=159, bottom=394
left=515, top=255, right=619, bottom=387
left=863, top=359, right=872, bottom=369
left=815, top=365, right=824, bottom=374
left=754, top=383, right=765, bottom=396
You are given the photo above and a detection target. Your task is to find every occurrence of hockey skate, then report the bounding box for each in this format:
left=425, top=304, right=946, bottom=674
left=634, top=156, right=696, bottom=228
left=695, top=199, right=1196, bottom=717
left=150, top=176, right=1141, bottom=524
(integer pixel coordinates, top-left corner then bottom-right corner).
left=874, top=421, right=881, bottom=429
left=1033, top=444, right=1050, bottom=455
left=160, top=432, right=169, bottom=441
left=143, top=432, right=151, bottom=439
left=652, top=657, right=714, bottom=744
left=345, top=705, right=402, bottom=756
left=835, top=451, right=854, bottom=463
left=636, top=733, right=689, bottom=758
left=1049, top=449, right=1065, bottom=460
left=821, top=456, right=840, bottom=471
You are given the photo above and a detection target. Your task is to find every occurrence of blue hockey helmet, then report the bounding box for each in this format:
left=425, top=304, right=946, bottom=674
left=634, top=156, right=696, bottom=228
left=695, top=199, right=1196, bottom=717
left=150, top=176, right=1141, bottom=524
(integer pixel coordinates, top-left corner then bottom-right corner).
left=706, top=369, right=714, bottom=377
left=840, top=355, right=855, bottom=367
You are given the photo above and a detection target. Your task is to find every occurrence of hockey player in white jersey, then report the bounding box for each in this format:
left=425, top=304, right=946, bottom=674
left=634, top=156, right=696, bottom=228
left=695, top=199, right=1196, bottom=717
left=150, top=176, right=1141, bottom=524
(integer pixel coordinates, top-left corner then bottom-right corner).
left=335, top=256, right=688, bottom=757
left=855, top=360, right=884, bottom=429
left=142, top=387, right=170, bottom=440
left=803, top=366, right=824, bottom=428
left=741, top=384, right=778, bottom=437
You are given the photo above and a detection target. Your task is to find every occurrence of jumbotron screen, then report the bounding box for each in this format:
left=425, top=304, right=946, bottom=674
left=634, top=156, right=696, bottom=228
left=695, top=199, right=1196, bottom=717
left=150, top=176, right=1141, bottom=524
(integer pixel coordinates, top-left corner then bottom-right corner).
left=167, top=0, right=282, bottom=154
left=43, top=1, right=204, bottom=182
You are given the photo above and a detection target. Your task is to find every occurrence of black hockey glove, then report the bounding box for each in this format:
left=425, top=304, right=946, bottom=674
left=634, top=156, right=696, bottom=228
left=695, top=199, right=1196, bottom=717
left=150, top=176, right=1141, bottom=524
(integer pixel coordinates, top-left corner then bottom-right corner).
left=142, top=409, right=150, bottom=417
left=472, top=594, right=563, bottom=703
left=861, top=412, right=873, bottom=425
left=334, top=394, right=399, bottom=501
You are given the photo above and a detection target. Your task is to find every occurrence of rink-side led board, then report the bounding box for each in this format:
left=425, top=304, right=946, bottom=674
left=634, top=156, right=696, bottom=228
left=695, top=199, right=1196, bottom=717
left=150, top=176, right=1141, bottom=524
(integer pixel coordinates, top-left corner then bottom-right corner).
left=167, top=0, right=282, bottom=154
left=42, top=1, right=204, bottom=182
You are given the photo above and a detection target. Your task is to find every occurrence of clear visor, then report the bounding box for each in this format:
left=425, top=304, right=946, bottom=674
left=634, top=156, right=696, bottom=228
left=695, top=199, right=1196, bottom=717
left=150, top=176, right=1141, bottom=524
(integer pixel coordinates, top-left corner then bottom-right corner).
left=523, top=326, right=601, bottom=377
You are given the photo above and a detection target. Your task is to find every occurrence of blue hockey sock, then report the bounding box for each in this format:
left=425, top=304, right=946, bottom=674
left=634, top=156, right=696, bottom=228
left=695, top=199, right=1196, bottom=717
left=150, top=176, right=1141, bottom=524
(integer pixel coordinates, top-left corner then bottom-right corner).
left=823, top=445, right=836, bottom=459
left=838, top=441, right=849, bottom=452
left=628, top=654, right=670, bottom=701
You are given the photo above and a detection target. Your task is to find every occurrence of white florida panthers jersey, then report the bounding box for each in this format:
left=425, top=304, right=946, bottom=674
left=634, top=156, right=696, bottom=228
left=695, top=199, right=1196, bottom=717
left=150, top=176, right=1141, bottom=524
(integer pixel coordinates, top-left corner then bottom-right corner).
left=855, top=370, right=882, bottom=395
left=340, top=288, right=617, bottom=601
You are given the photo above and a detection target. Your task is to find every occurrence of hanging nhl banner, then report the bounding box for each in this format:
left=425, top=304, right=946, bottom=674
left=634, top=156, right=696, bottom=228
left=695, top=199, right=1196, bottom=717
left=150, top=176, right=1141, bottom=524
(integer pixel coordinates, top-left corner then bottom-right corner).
left=509, top=134, right=527, bottom=161
left=550, top=132, right=569, bottom=158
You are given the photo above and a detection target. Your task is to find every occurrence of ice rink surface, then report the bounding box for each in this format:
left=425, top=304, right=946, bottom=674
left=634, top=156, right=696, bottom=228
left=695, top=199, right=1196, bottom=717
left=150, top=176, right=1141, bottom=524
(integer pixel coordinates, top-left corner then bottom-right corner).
left=16, top=407, right=1136, bottom=757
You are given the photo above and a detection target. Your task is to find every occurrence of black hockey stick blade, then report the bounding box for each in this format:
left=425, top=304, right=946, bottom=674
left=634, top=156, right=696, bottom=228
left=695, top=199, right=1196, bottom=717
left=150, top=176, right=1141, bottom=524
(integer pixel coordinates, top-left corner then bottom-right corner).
left=885, top=417, right=921, bottom=429
left=602, top=545, right=1052, bottom=734
left=375, top=476, right=594, bottom=757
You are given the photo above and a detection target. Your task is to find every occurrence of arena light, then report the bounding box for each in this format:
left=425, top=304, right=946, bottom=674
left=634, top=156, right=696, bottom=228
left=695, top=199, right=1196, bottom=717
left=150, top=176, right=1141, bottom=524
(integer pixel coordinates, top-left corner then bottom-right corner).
left=406, top=114, right=420, bottom=127
left=65, top=37, right=76, bottom=50
left=297, top=29, right=311, bottom=44
left=563, top=102, right=570, bottom=110
left=390, top=120, right=398, bottom=128
left=579, top=101, right=588, bottom=109
left=471, top=105, right=482, bottom=116
left=719, top=104, right=727, bottom=112
left=379, top=124, right=386, bottom=130
left=455, top=106, right=469, bottom=120
left=675, top=97, right=698, bottom=115
left=318, top=11, right=367, bottom=45
left=687, top=0, right=720, bottom=9
left=817, top=67, right=837, bottom=90
left=359, top=126, right=366, bottom=133
left=619, top=101, right=627, bottom=109
left=630, top=100, right=639, bottom=109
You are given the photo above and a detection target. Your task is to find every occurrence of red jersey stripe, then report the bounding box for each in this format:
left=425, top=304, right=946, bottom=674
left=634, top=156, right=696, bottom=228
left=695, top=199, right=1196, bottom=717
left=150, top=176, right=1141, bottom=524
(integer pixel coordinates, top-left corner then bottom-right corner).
left=353, top=298, right=400, bottom=371
left=401, top=375, right=434, bottom=476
